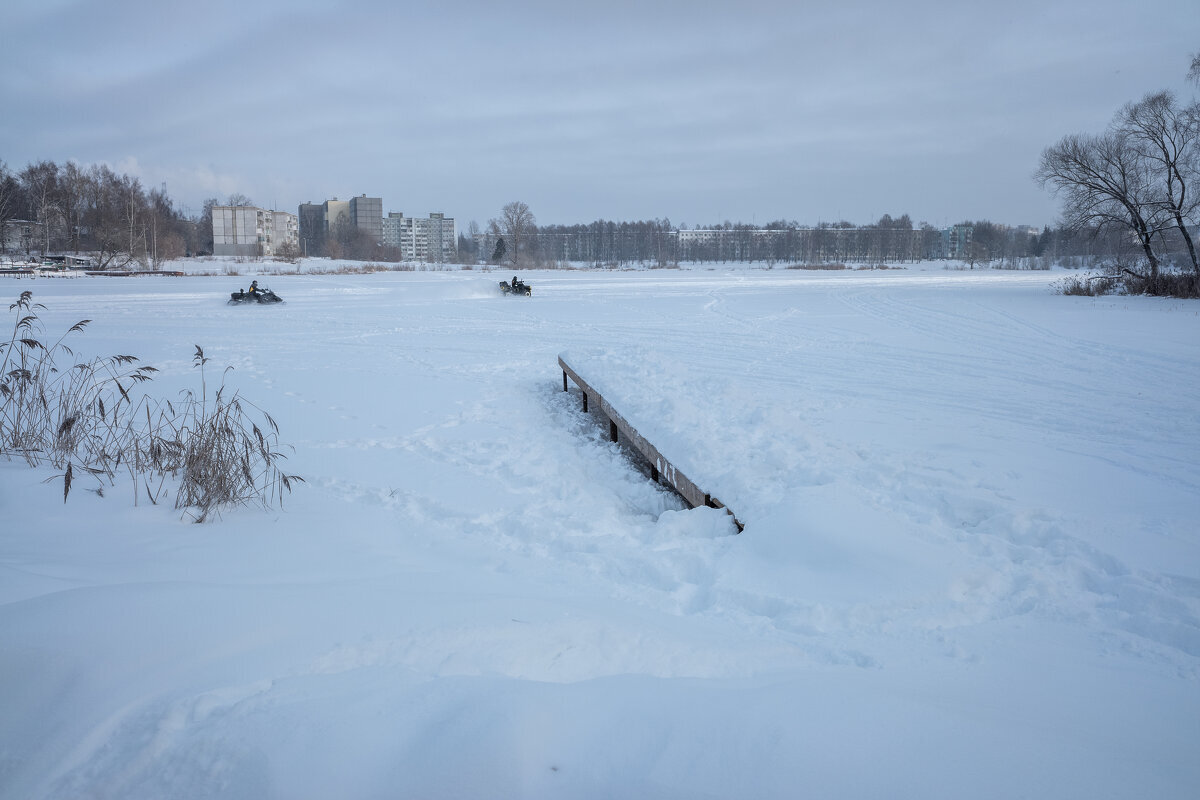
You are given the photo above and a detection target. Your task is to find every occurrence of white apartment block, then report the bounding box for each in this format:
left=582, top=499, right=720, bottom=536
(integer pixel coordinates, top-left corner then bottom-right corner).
left=381, top=212, right=455, bottom=262
left=212, top=205, right=299, bottom=257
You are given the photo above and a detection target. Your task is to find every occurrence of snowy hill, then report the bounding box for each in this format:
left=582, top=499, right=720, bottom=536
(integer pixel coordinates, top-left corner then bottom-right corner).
left=1, top=265, right=1197, bottom=798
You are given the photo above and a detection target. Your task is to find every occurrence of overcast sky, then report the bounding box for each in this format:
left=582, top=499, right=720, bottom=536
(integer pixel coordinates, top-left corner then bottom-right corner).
left=3, top=0, right=1196, bottom=229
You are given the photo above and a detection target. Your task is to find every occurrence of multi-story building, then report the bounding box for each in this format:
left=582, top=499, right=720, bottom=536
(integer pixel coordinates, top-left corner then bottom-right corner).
left=298, top=195, right=383, bottom=254
left=350, top=195, right=382, bottom=242
left=297, top=202, right=326, bottom=256
left=212, top=205, right=298, bottom=257
left=271, top=211, right=299, bottom=251
left=0, top=219, right=42, bottom=254
left=382, top=212, right=456, bottom=262
left=943, top=224, right=973, bottom=259
left=323, top=199, right=349, bottom=230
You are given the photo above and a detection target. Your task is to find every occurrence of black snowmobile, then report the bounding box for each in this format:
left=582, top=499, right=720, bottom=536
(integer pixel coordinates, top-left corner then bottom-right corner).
left=499, top=276, right=532, bottom=296
left=229, top=281, right=283, bottom=305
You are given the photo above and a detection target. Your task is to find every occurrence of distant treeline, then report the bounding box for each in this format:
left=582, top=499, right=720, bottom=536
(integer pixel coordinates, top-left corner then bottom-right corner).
left=507, top=217, right=1044, bottom=267
left=474, top=215, right=1156, bottom=270
left=0, top=157, right=1177, bottom=270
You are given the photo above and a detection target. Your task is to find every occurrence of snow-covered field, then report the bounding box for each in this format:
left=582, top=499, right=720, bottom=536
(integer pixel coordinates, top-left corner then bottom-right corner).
left=1, top=263, right=1197, bottom=799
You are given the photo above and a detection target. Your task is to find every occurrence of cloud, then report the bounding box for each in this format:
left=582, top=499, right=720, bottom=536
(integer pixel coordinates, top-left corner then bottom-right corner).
left=2, top=0, right=1196, bottom=228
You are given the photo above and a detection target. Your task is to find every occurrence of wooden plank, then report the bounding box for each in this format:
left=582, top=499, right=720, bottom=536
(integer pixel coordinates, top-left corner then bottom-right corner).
left=559, top=354, right=742, bottom=532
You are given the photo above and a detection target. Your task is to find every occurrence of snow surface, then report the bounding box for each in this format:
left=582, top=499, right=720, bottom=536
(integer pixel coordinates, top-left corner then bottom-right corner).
left=1, top=263, right=1198, bottom=799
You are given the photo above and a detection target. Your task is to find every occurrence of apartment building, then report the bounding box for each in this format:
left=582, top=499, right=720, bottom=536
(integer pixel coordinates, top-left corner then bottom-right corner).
left=350, top=195, right=382, bottom=242
left=298, top=195, right=383, bottom=254
left=381, top=212, right=456, bottom=262
left=212, top=206, right=298, bottom=257
left=0, top=219, right=42, bottom=254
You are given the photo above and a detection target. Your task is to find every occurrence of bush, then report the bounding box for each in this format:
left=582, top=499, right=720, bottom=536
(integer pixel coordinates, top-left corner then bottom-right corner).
left=1057, top=269, right=1200, bottom=298
left=0, top=292, right=302, bottom=521
left=1056, top=273, right=1120, bottom=296
left=1123, top=271, right=1200, bottom=298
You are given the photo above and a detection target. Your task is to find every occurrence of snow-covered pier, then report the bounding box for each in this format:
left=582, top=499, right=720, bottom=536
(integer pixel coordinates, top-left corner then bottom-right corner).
left=559, top=353, right=743, bottom=532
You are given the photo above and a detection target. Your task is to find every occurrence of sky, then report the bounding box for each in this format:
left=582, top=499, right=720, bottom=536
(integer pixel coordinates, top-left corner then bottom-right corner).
left=2, top=0, right=1197, bottom=230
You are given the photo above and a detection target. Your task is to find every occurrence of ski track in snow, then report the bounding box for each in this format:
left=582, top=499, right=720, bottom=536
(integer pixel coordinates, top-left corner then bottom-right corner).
left=2, top=266, right=1198, bottom=798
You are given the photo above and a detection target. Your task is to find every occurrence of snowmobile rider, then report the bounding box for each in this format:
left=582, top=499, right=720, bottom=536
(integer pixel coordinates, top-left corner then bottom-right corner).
left=248, top=280, right=259, bottom=296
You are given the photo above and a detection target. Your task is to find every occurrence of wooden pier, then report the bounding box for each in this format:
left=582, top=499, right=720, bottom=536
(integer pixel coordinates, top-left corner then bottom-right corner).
left=559, top=354, right=742, bottom=532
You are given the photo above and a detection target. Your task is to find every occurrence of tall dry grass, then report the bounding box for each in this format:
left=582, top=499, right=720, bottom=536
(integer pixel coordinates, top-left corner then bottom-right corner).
left=0, top=291, right=302, bottom=521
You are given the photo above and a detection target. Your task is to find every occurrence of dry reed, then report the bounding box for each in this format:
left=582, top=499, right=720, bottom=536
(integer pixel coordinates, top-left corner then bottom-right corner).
left=0, top=291, right=303, bottom=521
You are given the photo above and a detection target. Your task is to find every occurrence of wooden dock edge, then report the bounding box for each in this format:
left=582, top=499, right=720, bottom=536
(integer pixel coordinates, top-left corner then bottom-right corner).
left=559, top=354, right=743, bottom=533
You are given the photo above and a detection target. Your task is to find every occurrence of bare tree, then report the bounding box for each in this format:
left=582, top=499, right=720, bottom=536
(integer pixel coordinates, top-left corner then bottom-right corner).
left=1119, top=91, right=1200, bottom=274
left=146, top=185, right=186, bottom=268
left=1036, top=131, right=1168, bottom=286
left=0, top=162, right=23, bottom=255
left=457, top=219, right=481, bottom=264
left=274, top=239, right=301, bottom=262
left=122, top=174, right=148, bottom=264
left=84, top=164, right=139, bottom=269
left=19, top=161, right=63, bottom=255
left=490, top=201, right=536, bottom=266
left=329, top=211, right=374, bottom=260
left=0, top=161, right=18, bottom=225
left=60, top=162, right=89, bottom=254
